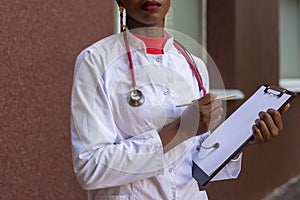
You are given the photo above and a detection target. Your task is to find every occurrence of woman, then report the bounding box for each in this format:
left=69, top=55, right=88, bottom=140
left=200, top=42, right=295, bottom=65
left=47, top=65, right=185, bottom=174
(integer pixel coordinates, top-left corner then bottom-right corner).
left=71, top=0, right=289, bottom=199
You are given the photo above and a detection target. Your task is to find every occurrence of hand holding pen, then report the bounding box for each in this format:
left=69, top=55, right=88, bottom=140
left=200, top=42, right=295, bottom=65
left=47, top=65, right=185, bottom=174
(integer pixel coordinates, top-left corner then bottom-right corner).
left=181, top=93, right=225, bottom=135
left=159, top=93, right=224, bottom=152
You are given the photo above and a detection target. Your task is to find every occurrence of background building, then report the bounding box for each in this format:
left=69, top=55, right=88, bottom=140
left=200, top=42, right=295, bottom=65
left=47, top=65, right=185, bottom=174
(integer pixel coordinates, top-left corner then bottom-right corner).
left=0, top=0, right=299, bottom=199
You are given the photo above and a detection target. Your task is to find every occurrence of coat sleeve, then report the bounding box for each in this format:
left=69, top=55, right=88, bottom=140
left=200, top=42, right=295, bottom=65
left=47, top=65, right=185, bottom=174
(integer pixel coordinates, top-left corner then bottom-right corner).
left=211, top=153, right=243, bottom=181
left=71, top=50, right=164, bottom=190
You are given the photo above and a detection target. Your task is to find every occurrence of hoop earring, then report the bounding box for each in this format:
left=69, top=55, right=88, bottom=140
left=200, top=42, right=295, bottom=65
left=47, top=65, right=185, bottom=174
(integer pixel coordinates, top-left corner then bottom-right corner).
left=119, top=6, right=126, bottom=32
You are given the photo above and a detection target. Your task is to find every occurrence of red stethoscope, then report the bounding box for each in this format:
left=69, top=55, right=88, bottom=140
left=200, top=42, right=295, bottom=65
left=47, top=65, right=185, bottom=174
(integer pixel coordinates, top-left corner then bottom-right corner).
left=123, top=31, right=207, bottom=107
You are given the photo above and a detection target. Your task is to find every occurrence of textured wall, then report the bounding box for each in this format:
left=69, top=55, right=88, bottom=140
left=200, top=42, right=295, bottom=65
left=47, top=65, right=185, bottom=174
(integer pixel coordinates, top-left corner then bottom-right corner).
left=205, top=0, right=300, bottom=200
left=0, top=1, right=113, bottom=199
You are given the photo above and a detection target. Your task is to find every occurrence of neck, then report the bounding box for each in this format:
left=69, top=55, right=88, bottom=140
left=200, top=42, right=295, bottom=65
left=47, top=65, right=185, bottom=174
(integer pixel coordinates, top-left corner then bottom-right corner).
left=129, top=27, right=165, bottom=38
left=127, top=17, right=165, bottom=38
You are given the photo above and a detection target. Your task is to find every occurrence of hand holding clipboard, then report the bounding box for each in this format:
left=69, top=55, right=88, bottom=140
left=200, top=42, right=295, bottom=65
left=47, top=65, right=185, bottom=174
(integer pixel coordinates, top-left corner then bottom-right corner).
left=192, top=85, right=296, bottom=186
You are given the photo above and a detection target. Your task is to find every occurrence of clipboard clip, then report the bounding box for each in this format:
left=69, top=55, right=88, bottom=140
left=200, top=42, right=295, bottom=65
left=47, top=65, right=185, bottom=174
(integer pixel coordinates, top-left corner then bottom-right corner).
left=264, top=85, right=287, bottom=98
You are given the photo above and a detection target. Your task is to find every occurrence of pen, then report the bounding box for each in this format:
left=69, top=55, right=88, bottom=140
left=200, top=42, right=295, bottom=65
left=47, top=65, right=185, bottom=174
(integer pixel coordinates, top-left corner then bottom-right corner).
left=176, top=95, right=237, bottom=107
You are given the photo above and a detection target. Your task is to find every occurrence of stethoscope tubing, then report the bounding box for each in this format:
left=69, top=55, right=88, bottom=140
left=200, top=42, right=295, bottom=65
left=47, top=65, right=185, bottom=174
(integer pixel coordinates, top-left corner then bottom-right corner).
left=123, top=31, right=207, bottom=107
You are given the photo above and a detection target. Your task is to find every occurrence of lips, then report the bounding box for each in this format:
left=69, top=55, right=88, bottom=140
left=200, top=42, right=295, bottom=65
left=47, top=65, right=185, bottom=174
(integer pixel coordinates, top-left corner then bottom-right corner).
left=141, top=1, right=161, bottom=11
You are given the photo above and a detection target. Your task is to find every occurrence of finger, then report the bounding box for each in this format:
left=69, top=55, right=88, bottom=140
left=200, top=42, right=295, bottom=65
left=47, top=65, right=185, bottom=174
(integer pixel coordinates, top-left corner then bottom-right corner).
left=252, top=124, right=264, bottom=144
left=197, top=106, right=222, bottom=133
left=267, top=109, right=283, bottom=132
left=211, top=99, right=222, bottom=111
left=260, top=111, right=281, bottom=137
left=280, top=103, right=290, bottom=113
left=198, top=93, right=217, bottom=106
left=255, top=118, right=272, bottom=142
left=210, top=107, right=223, bottom=121
left=208, top=116, right=222, bottom=130
left=198, top=99, right=222, bottom=116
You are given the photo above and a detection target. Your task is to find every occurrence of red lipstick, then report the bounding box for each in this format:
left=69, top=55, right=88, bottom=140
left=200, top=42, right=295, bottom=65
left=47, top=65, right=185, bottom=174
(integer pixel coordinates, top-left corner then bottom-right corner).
left=141, top=1, right=161, bottom=11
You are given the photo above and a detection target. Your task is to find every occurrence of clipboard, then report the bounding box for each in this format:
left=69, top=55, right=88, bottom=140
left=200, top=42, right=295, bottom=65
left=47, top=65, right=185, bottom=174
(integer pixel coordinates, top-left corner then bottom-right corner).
left=192, top=84, right=296, bottom=186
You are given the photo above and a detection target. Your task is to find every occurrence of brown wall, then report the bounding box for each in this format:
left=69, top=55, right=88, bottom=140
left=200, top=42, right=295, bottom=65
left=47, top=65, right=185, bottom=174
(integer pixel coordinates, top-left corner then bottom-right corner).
left=204, top=0, right=300, bottom=199
left=0, top=1, right=113, bottom=199
left=1, top=1, right=299, bottom=200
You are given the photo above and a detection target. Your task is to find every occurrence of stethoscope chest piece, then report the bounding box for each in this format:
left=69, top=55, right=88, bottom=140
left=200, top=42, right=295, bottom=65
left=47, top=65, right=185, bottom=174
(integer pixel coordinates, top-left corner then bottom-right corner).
left=127, top=89, right=145, bottom=107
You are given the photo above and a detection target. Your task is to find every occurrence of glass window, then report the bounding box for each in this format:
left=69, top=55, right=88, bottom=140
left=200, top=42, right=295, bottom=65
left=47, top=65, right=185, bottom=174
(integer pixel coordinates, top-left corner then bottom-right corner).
left=279, top=0, right=300, bottom=91
left=165, top=0, right=206, bottom=47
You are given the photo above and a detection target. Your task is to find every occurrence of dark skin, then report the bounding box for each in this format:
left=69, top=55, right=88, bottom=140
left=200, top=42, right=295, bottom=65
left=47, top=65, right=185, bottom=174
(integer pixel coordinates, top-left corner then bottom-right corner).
left=116, top=0, right=290, bottom=152
left=117, top=0, right=170, bottom=30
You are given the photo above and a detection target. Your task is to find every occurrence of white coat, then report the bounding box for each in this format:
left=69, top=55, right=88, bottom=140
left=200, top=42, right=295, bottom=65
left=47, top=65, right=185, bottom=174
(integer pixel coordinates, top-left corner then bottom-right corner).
left=71, top=31, right=242, bottom=200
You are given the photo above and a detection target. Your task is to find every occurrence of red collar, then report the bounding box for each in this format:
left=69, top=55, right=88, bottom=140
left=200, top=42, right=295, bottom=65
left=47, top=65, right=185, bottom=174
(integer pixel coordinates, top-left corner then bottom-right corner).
left=133, top=33, right=166, bottom=54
